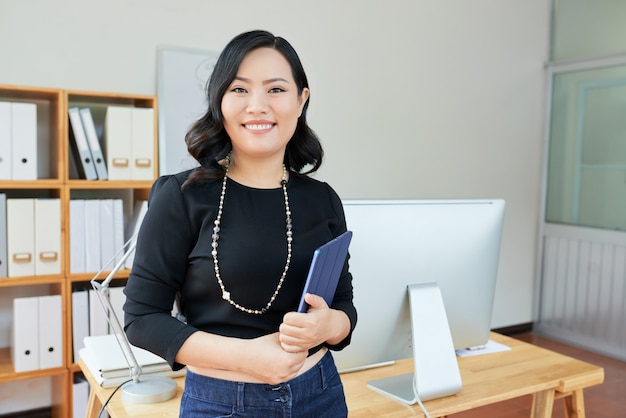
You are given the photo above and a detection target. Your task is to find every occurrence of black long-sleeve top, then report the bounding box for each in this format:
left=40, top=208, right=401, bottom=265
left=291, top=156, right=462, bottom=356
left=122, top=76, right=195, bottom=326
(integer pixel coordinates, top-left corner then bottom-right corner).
left=123, top=169, right=357, bottom=370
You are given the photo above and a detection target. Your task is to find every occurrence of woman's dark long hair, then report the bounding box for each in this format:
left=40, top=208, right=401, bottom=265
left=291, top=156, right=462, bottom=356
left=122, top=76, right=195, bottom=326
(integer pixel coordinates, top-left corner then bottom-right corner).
left=183, top=30, right=323, bottom=188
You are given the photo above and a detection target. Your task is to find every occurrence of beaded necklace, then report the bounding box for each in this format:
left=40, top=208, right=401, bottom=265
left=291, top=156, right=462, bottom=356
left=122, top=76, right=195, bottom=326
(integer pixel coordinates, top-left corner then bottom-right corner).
left=211, top=163, right=293, bottom=314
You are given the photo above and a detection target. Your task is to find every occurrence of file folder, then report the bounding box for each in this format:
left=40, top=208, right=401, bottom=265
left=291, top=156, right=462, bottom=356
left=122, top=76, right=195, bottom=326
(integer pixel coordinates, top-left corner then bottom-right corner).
left=73, top=375, right=89, bottom=418
left=104, top=106, right=132, bottom=180
left=69, top=199, right=86, bottom=273
left=84, top=199, right=101, bottom=272
left=79, top=107, right=108, bottom=180
left=7, top=198, right=35, bottom=277
left=69, top=107, right=97, bottom=180
left=0, top=102, right=11, bottom=179
left=104, top=106, right=155, bottom=181
left=38, top=294, right=63, bottom=369
left=0, top=193, right=7, bottom=277
left=108, top=286, right=126, bottom=333
left=131, top=107, right=155, bottom=181
left=124, top=200, right=148, bottom=269
left=72, top=289, right=89, bottom=362
left=99, top=199, right=115, bottom=269
left=11, top=102, right=38, bottom=180
left=34, top=198, right=61, bottom=275
left=112, top=199, right=125, bottom=265
left=89, top=289, right=109, bottom=336
left=12, top=296, right=40, bottom=372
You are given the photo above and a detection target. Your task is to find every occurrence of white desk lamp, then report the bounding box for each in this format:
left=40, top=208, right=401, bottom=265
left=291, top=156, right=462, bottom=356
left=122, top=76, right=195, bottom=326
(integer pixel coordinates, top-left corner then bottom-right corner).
left=90, top=238, right=178, bottom=404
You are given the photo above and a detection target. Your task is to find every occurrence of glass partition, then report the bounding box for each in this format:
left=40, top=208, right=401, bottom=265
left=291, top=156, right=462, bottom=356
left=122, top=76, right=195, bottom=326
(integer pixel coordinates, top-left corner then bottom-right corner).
left=546, top=62, right=626, bottom=230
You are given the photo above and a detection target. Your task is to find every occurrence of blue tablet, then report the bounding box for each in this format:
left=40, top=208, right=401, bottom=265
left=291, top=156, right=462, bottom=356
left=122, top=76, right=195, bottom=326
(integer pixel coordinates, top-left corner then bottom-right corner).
left=297, top=231, right=353, bottom=313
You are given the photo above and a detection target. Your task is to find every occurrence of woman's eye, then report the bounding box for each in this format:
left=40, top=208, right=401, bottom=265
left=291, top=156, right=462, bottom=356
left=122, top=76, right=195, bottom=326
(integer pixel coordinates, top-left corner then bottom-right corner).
left=269, top=87, right=285, bottom=93
left=231, top=87, right=247, bottom=93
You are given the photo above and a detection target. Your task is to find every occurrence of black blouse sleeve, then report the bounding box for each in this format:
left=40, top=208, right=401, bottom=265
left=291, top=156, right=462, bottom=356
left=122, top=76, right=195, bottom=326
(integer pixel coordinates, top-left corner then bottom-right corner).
left=123, top=175, right=199, bottom=370
left=324, top=183, right=358, bottom=351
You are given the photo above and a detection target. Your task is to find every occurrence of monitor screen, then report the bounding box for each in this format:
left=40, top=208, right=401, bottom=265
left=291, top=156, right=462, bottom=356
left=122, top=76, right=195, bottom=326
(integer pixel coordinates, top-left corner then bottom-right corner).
left=332, top=199, right=505, bottom=373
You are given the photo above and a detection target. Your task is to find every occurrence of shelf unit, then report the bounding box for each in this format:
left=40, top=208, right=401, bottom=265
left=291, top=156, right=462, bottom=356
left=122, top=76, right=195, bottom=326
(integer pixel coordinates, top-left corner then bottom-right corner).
left=0, top=84, right=158, bottom=417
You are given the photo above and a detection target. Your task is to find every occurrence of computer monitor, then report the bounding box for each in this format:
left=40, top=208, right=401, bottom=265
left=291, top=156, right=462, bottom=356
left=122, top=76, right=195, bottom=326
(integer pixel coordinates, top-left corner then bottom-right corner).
left=332, top=199, right=505, bottom=374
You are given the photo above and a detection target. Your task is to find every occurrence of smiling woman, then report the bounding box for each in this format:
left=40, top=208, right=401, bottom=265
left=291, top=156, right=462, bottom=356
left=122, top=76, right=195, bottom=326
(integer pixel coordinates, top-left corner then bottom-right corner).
left=123, top=30, right=357, bottom=418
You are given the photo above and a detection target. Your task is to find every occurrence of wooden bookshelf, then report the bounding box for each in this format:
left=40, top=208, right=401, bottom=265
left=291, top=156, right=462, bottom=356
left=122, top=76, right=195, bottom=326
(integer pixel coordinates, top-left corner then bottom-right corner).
left=0, top=85, right=159, bottom=418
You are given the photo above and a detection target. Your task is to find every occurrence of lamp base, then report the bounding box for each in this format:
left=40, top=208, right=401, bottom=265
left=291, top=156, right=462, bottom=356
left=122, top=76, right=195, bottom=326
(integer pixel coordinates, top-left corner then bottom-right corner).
left=122, top=375, right=178, bottom=404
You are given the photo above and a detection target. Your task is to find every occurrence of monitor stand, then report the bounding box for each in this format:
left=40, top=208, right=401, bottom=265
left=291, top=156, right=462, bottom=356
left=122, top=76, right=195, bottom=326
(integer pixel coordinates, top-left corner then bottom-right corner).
left=367, top=282, right=462, bottom=404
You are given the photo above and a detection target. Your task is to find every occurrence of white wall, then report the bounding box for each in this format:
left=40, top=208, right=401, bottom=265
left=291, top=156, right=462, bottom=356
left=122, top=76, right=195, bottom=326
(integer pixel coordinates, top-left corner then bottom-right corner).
left=0, top=0, right=550, bottom=328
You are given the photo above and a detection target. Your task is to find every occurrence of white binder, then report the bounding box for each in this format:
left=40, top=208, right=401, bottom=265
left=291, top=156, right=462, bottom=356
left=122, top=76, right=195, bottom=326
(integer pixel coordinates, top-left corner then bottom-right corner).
left=89, top=289, right=110, bottom=336
left=104, top=106, right=132, bottom=180
left=108, top=286, right=126, bottom=333
left=34, top=198, right=61, bottom=275
left=7, top=198, right=35, bottom=277
left=10, top=102, right=37, bottom=180
left=84, top=199, right=101, bottom=273
left=73, top=375, right=89, bottom=418
left=124, top=200, right=148, bottom=269
left=99, top=199, right=115, bottom=270
left=72, top=289, right=90, bottom=362
left=0, top=102, right=11, bottom=179
left=68, top=107, right=97, bottom=180
left=79, top=107, right=108, bottom=180
left=38, top=294, right=63, bottom=369
left=0, top=193, right=7, bottom=277
left=69, top=199, right=86, bottom=273
left=11, top=296, right=40, bottom=372
left=112, top=199, right=125, bottom=265
left=131, top=107, right=155, bottom=181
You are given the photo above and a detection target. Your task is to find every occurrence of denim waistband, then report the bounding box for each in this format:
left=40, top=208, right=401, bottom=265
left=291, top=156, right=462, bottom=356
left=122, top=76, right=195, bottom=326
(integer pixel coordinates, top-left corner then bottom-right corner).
left=183, top=350, right=338, bottom=408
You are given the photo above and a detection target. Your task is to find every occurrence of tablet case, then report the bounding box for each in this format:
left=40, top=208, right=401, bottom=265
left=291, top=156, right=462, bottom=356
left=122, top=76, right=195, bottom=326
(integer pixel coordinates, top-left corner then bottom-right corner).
left=297, top=231, right=353, bottom=313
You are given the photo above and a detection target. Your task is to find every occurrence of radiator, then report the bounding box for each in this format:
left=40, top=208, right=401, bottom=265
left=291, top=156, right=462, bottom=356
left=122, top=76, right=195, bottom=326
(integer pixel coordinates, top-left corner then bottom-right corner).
left=536, top=224, right=626, bottom=361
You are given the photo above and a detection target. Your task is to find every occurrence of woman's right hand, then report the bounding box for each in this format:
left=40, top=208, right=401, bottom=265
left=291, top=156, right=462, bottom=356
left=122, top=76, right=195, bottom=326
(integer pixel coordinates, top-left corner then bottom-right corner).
left=175, top=330, right=308, bottom=384
left=245, top=332, right=308, bottom=384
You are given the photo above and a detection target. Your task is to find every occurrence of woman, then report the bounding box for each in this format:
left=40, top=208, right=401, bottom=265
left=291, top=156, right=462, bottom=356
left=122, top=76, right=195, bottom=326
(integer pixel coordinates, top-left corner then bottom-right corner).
left=124, top=29, right=357, bottom=417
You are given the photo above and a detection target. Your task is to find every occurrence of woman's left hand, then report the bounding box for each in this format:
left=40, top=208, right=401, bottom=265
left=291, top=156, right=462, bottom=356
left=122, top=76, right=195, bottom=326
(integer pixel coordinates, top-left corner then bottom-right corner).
left=278, top=293, right=349, bottom=352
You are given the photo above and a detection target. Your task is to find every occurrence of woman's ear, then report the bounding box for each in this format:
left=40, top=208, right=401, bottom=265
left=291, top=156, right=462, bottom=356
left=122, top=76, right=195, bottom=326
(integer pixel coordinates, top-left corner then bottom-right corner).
left=298, top=87, right=310, bottom=117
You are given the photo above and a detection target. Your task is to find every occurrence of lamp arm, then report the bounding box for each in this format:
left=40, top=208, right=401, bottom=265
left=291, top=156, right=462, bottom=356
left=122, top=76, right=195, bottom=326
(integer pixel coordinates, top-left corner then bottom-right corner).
left=90, top=238, right=143, bottom=383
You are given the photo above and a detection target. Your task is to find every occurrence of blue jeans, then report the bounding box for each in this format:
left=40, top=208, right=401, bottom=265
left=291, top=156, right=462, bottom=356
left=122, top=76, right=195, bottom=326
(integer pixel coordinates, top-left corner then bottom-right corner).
left=179, top=350, right=348, bottom=417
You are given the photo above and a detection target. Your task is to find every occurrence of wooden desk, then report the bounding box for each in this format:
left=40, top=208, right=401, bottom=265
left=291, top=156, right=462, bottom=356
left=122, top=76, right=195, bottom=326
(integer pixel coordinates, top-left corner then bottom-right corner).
left=81, top=333, right=604, bottom=418
left=342, top=333, right=604, bottom=418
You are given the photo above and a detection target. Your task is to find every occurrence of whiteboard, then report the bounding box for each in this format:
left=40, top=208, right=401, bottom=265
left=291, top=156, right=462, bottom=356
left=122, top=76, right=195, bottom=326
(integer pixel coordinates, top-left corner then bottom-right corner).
left=156, top=45, right=219, bottom=175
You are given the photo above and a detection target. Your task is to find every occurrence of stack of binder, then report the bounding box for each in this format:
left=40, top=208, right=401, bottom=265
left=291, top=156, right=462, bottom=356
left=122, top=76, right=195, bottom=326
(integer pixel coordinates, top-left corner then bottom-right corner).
left=71, top=285, right=125, bottom=361
left=2, top=197, right=61, bottom=278
left=0, top=193, right=6, bottom=278
left=0, top=101, right=38, bottom=180
left=79, top=334, right=185, bottom=388
left=68, top=198, right=129, bottom=274
left=71, top=285, right=182, bottom=363
left=104, top=106, right=155, bottom=181
left=68, top=107, right=108, bottom=180
left=11, top=295, right=63, bottom=373
left=68, top=105, right=155, bottom=181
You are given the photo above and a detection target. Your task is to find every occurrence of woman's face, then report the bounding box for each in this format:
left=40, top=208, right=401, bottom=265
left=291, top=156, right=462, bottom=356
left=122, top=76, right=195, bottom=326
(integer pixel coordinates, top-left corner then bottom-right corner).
left=221, top=47, right=309, bottom=161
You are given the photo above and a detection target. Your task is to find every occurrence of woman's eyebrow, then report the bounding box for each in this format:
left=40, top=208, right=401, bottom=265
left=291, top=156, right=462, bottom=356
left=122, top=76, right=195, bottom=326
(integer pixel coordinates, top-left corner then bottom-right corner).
left=233, top=76, right=290, bottom=84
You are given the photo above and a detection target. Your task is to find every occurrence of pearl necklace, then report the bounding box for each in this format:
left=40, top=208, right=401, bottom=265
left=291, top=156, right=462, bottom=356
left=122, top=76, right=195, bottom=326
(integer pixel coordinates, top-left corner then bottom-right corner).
left=211, top=164, right=293, bottom=314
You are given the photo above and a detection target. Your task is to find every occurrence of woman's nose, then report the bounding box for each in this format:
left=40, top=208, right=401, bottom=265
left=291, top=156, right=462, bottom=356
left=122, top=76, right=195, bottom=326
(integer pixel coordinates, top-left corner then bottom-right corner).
left=246, top=90, right=269, bottom=114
